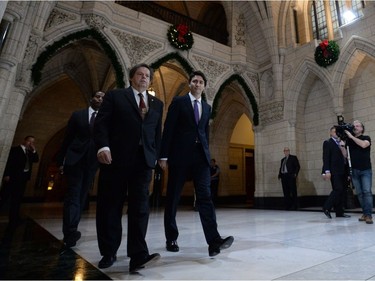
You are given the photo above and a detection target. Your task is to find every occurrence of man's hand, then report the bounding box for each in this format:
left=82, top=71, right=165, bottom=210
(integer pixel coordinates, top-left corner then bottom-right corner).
left=322, top=173, right=331, bottom=181
left=98, top=150, right=112, bottom=164
left=158, top=159, right=168, bottom=170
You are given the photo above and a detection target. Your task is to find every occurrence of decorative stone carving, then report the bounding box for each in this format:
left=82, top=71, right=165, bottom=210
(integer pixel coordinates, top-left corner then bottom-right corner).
left=15, top=33, right=42, bottom=87
left=83, top=14, right=108, bottom=30
left=204, top=87, right=215, bottom=101
left=259, top=101, right=283, bottom=125
left=246, top=71, right=260, bottom=95
left=44, top=8, right=77, bottom=31
left=235, top=14, right=246, bottom=46
left=111, top=28, right=162, bottom=66
left=192, top=55, right=229, bottom=87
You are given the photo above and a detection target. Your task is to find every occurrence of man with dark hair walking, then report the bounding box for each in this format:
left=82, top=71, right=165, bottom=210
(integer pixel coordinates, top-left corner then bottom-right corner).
left=159, top=70, right=233, bottom=257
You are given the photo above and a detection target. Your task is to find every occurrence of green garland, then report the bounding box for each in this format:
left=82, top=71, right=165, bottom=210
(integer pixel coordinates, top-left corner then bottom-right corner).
left=31, top=28, right=125, bottom=88
left=211, top=74, right=259, bottom=125
left=167, top=24, right=194, bottom=51
left=314, top=39, right=340, bottom=68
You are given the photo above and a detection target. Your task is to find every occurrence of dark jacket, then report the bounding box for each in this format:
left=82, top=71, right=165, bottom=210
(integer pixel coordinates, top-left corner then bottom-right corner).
left=93, top=87, right=163, bottom=168
left=57, top=108, right=97, bottom=170
left=159, top=94, right=211, bottom=167
left=322, top=138, right=346, bottom=175
left=278, top=154, right=300, bottom=178
left=3, top=145, right=39, bottom=181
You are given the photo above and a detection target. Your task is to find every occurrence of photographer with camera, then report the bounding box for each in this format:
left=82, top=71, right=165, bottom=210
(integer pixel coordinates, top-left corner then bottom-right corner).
left=345, top=120, right=373, bottom=224
left=322, top=126, right=350, bottom=219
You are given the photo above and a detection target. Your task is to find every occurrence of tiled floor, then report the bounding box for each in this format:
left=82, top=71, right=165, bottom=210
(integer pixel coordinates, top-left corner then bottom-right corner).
left=1, top=202, right=375, bottom=280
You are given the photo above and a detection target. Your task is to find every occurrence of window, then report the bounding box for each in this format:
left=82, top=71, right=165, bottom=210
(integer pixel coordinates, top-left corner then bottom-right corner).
left=312, top=0, right=365, bottom=40
left=311, top=0, right=327, bottom=40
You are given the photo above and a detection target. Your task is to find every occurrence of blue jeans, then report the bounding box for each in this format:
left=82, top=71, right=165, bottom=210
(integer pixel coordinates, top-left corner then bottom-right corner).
left=351, top=168, right=373, bottom=216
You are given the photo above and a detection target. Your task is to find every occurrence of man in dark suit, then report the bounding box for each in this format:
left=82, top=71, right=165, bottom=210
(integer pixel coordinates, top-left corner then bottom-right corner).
left=158, top=70, right=234, bottom=257
left=57, top=91, right=105, bottom=251
left=0, top=136, right=39, bottom=226
left=322, top=126, right=350, bottom=219
left=278, top=147, right=300, bottom=210
left=94, top=64, right=163, bottom=272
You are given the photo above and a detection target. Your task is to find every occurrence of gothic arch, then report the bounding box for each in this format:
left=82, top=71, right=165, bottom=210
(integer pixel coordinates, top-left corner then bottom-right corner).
left=332, top=36, right=375, bottom=112
left=285, top=58, right=335, bottom=122
left=31, top=28, right=125, bottom=88
left=212, top=74, right=259, bottom=126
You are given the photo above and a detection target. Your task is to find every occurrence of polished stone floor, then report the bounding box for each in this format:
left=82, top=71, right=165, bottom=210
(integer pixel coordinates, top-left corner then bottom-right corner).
left=1, top=202, right=375, bottom=280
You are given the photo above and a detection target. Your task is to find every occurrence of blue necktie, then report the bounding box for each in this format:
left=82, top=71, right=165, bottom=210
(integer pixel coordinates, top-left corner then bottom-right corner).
left=194, top=100, right=199, bottom=124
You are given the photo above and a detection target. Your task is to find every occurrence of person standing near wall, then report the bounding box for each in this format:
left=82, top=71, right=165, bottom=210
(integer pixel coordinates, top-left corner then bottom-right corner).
left=278, top=147, right=300, bottom=210
left=0, top=136, right=39, bottom=227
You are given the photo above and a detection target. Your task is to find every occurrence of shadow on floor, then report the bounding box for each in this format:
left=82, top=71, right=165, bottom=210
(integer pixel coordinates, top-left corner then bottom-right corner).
left=0, top=218, right=110, bottom=280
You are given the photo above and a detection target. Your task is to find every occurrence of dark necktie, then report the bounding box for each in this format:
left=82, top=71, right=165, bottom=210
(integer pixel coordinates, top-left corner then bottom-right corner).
left=89, top=111, right=97, bottom=131
left=194, top=100, right=199, bottom=124
left=139, top=93, right=147, bottom=119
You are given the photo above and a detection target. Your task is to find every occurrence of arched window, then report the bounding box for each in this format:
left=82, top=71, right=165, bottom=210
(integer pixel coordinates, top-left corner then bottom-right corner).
left=312, top=0, right=365, bottom=40
left=311, top=0, right=327, bottom=40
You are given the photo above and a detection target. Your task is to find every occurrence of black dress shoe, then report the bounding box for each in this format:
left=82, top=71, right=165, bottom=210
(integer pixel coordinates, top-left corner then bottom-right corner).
left=98, top=255, right=117, bottom=269
left=208, top=236, right=234, bottom=257
left=129, top=253, right=160, bottom=273
left=63, top=231, right=81, bottom=248
left=166, top=240, right=179, bottom=252
left=323, top=209, right=332, bottom=219
left=336, top=214, right=351, bottom=218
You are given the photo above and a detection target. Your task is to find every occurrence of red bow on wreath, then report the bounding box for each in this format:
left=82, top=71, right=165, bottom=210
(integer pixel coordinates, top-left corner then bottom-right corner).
left=176, top=24, right=189, bottom=43
left=319, top=39, right=330, bottom=58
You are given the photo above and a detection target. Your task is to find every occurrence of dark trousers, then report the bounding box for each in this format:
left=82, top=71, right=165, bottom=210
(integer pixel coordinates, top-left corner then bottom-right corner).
left=323, top=173, right=346, bottom=215
left=164, top=144, right=220, bottom=245
left=62, top=160, right=97, bottom=238
left=210, top=180, right=219, bottom=206
left=280, top=173, right=298, bottom=210
left=0, top=172, right=28, bottom=225
left=96, top=147, right=152, bottom=260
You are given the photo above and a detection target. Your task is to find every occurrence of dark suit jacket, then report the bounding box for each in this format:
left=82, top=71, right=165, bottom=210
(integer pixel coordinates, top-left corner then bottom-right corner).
left=322, top=138, right=346, bottom=175
left=159, top=94, right=211, bottom=166
left=3, top=145, right=39, bottom=181
left=278, top=154, right=300, bottom=178
left=94, top=87, right=163, bottom=168
left=57, top=108, right=97, bottom=170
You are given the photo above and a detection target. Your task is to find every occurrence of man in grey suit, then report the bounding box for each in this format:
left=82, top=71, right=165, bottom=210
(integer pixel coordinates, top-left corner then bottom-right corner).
left=57, top=91, right=105, bottom=251
left=94, top=64, right=163, bottom=272
left=158, top=70, right=233, bottom=257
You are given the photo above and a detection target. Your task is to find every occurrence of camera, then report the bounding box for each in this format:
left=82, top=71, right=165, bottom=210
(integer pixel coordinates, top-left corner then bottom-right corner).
left=334, top=115, right=354, bottom=140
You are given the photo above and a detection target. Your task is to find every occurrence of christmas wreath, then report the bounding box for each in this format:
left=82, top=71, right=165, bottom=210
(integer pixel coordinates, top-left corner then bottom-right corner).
left=314, top=39, right=340, bottom=67
left=167, top=24, right=194, bottom=50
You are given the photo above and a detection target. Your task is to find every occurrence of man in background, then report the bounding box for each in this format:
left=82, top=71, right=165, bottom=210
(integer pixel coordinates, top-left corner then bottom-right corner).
left=0, top=136, right=39, bottom=226
left=345, top=120, right=373, bottom=224
left=322, top=126, right=350, bottom=219
left=57, top=91, right=105, bottom=251
left=278, top=147, right=300, bottom=210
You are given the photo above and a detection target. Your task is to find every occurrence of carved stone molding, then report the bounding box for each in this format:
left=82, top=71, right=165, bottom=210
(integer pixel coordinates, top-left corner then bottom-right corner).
left=192, top=55, right=229, bottom=88
left=44, top=8, right=77, bottom=31
left=111, top=28, right=162, bottom=66
left=235, top=13, right=246, bottom=46
left=259, top=101, right=283, bottom=125
left=15, top=33, right=42, bottom=87
left=246, top=71, right=259, bottom=95
left=83, top=14, right=109, bottom=30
